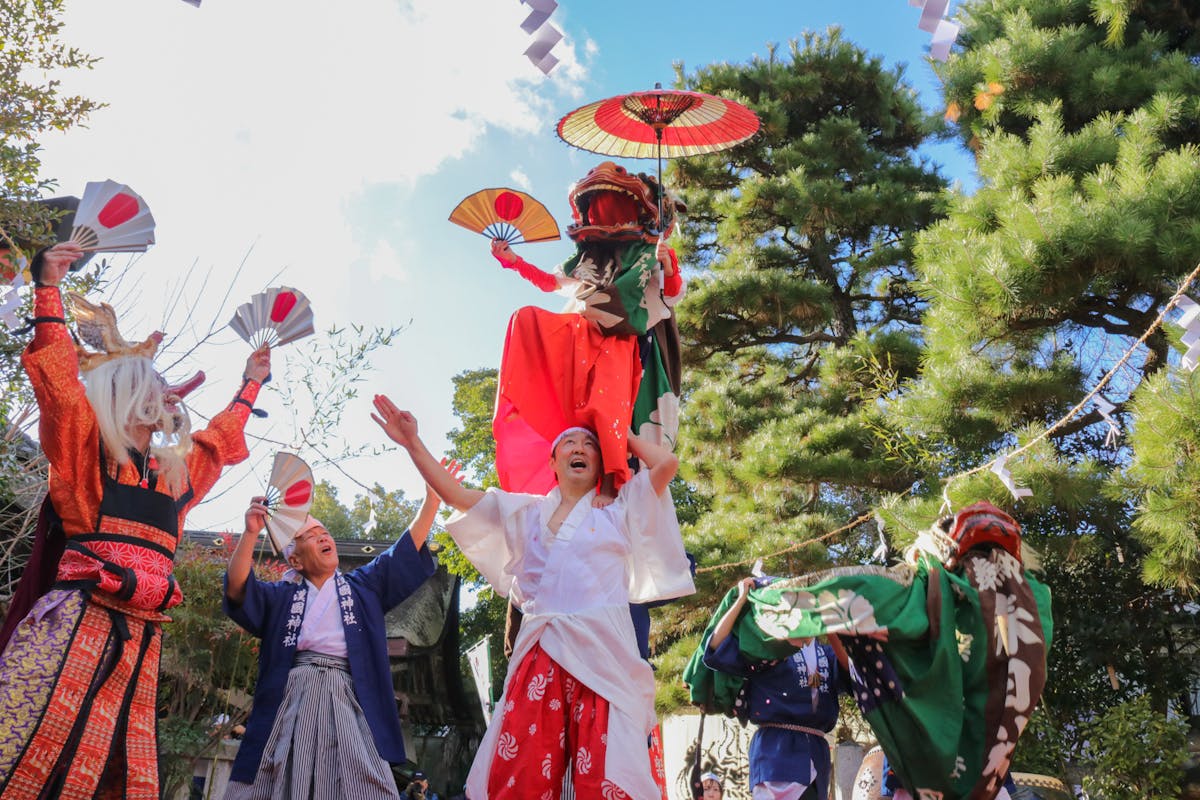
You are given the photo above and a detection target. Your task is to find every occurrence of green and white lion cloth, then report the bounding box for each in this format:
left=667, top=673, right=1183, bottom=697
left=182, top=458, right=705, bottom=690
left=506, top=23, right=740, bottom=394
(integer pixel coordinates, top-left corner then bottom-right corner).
left=684, top=503, right=1053, bottom=800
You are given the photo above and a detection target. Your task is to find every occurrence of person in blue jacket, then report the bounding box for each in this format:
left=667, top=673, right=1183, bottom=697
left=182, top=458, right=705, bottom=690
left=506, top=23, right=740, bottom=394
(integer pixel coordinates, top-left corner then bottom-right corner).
left=221, top=484, right=440, bottom=800
left=703, top=576, right=842, bottom=800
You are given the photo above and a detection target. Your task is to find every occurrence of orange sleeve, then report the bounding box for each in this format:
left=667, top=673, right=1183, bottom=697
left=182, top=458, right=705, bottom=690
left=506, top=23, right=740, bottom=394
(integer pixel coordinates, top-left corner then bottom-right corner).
left=21, top=287, right=104, bottom=533
left=182, top=378, right=261, bottom=514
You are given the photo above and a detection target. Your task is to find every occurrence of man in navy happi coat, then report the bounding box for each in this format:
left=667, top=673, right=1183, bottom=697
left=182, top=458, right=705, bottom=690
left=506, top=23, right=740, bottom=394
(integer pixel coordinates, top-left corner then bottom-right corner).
left=700, top=577, right=842, bottom=800
left=222, top=487, right=438, bottom=799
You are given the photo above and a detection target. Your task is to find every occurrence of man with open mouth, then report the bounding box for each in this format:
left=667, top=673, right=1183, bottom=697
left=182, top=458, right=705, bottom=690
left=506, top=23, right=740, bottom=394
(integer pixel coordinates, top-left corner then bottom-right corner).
left=372, top=394, right=695, bottom=800
left=0, top=241, right=271, bottom=799
left=222, top=477, right=443, bottom=800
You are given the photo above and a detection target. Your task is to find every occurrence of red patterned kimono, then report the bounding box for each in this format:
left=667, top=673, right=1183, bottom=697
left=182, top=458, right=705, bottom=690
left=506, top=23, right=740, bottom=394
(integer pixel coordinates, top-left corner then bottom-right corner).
left=0, top=286, right=260, bottom=800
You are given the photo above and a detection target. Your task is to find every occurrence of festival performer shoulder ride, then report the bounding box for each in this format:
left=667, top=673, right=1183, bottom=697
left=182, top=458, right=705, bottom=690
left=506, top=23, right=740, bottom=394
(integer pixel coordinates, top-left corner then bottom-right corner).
left=488, top=161, right=687, bottom=500
left=0, top=241, right=272, bottom=800
left=372, top=395, right=695, bottom=800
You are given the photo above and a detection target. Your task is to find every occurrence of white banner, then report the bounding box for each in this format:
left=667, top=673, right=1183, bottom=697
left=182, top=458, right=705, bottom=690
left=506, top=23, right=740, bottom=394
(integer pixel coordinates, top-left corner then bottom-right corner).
left=466, top=636, right=493, bottom=724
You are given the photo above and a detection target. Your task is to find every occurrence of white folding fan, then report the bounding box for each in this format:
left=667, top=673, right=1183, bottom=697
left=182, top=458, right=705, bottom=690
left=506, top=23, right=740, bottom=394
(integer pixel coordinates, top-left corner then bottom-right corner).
left=69, top=180, right=156, bottom=253
left=229, top=287, right=316, bottom=349
left=264, top=451, right=315, bottom=555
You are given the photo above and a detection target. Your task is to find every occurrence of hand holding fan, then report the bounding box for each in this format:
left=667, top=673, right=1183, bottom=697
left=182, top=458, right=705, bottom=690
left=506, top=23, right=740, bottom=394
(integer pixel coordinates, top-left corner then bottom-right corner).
left=449, top=188, right=560, bottom=245
left=229, top=287, right=315, bottom=349
left=69, top=180, right=156, bottom=253
left=263, top=451, right=314, bottom=555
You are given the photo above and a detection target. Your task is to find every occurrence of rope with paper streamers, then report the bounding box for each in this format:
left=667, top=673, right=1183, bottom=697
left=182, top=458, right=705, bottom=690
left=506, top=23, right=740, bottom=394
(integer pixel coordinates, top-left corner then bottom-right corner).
left=696, top=258, right=1200, bottom=576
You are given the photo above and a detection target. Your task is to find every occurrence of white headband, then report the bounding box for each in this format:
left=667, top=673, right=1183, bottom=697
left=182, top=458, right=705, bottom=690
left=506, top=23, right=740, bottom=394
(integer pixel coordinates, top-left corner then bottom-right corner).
left=550, top=426, right=597, bottom=455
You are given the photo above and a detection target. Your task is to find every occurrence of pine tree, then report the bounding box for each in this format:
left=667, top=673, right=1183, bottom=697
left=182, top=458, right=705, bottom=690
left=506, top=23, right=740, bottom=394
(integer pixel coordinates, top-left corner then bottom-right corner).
left=891, top=0, right=1200, bottom=575
left=668, top=29, right=948, bottom=604
left=878, top=0, right=1200, bottom=767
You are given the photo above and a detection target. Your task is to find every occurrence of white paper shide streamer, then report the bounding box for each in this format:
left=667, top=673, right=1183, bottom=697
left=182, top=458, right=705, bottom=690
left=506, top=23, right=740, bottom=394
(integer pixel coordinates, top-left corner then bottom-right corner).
left=1092, top=396, right=1122, bottom=447
left=520, top=0, right=562, bottom=75
left=907, top=0, right=960, bottom=61
left=990, top=453, right=1033, bottom=501
left=0, top=285, right=21, bottom=330
left=1173, top=295, right=1200, bottom=371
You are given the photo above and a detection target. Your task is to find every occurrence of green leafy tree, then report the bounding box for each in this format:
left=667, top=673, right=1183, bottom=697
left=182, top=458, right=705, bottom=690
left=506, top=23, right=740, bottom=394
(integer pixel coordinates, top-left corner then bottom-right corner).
left=0, top=0, right=101, bottom=256
left=309, top=479, right=359, bottom=538
left=308, top=478, right=422, bottom=541
left=157, top=540, right=284, bottom=799
left=664, top=30, right=948, bottom=662
left=0, top=0, right=104, bottom=605
left=440, top=368, right=508, bottom=694
left=1080, top=694, right=1189, bottom=800
left=874, top=0, right=1200, bottom=774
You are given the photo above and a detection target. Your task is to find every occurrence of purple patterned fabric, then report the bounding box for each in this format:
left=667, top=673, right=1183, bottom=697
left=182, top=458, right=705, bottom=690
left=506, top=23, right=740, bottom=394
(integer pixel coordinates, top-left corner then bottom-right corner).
left=0, top=589, right=84, bottom=778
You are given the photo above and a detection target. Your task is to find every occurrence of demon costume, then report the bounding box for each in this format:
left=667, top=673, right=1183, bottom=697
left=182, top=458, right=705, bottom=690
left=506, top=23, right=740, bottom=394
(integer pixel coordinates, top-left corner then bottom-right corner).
left=222, top=528, right=435, bottom=799
left=493, top=162, right=686, bottom=495
left=445, top=468, right=694, bottom=800
left=0, top=285, right=262, bottom=799
left=684, top=503, right=1052, bottom=800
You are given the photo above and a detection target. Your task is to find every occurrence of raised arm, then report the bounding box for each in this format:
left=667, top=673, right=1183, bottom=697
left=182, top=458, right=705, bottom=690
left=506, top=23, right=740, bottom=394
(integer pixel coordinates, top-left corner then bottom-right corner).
left=707, top=577, right=756, bottom=651
left=826, top=632, right=850, bottom=672
left=227, top=496, right=268, bottom=606
left=371, top=395, right=485, bottom=512
left=407, top=459, right=467, bottom=549
left=626, top=431, right=679, bottom=496
left=491, top=239, right=561, bottom=293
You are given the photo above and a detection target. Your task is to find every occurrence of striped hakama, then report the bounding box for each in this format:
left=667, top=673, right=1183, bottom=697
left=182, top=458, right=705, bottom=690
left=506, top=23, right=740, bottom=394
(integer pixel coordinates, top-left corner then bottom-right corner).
left=224, top=652, right=399, bottom=800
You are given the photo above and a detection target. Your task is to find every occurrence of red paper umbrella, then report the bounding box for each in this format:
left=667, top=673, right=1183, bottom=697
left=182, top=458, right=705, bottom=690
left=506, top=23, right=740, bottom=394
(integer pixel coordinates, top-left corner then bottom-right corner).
left=557, top=85, right=759, bottom=227
left=264, top=451, right=315, bottom=555
left=449, top=188, right=561, bottom=244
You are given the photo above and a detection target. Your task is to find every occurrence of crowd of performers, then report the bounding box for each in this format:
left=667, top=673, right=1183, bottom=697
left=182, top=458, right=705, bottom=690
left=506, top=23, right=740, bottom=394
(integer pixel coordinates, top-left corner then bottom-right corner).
left=0, top=162, right=1051, bottom=800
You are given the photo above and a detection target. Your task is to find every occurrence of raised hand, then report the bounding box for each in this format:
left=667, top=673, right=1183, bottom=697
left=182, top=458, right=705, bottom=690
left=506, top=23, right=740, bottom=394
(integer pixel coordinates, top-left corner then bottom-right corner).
left=371, top=394, right=418, bottom=449
left=244, top=495, right=269, bottom=535
left=491, top=238, right=518, bottom=265
left=244, top=344, right=271, bottom=384
left=35, top=242, right=85, bottom=286
left=655, top=235, right=675, bottom=276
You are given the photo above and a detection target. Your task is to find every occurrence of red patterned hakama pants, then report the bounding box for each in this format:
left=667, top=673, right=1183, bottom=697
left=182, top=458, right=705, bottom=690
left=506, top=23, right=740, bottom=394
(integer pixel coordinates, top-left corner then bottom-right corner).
left=488, top=643, right=629, bottom=800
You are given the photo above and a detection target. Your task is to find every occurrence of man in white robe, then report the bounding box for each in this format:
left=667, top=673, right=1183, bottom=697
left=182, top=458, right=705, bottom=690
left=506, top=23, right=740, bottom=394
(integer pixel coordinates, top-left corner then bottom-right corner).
left=371, top=396, right=694, bottom=800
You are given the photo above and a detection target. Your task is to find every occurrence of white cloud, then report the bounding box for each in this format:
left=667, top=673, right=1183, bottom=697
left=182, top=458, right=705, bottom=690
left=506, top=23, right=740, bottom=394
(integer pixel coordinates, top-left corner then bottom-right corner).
left=29, top=0, right=589, bottom=529
left=42, top=0, right=584, bottom=272
left=508, top=168, right=532, bottom=190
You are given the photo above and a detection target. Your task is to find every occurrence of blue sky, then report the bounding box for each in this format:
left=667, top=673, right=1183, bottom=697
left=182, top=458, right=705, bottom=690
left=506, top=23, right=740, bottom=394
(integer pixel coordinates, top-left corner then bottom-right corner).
left=38, top=0, right=973, bottom=531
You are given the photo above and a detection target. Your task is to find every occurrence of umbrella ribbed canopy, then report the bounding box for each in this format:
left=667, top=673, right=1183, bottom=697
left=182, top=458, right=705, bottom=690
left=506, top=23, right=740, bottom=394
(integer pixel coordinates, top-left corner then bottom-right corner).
left=556, top=89, right=759, bottom=159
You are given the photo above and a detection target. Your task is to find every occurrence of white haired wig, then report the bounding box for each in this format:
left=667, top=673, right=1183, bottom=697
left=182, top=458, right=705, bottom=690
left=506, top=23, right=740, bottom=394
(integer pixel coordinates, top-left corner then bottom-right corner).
left=83, top=355, right=193, bottom=494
